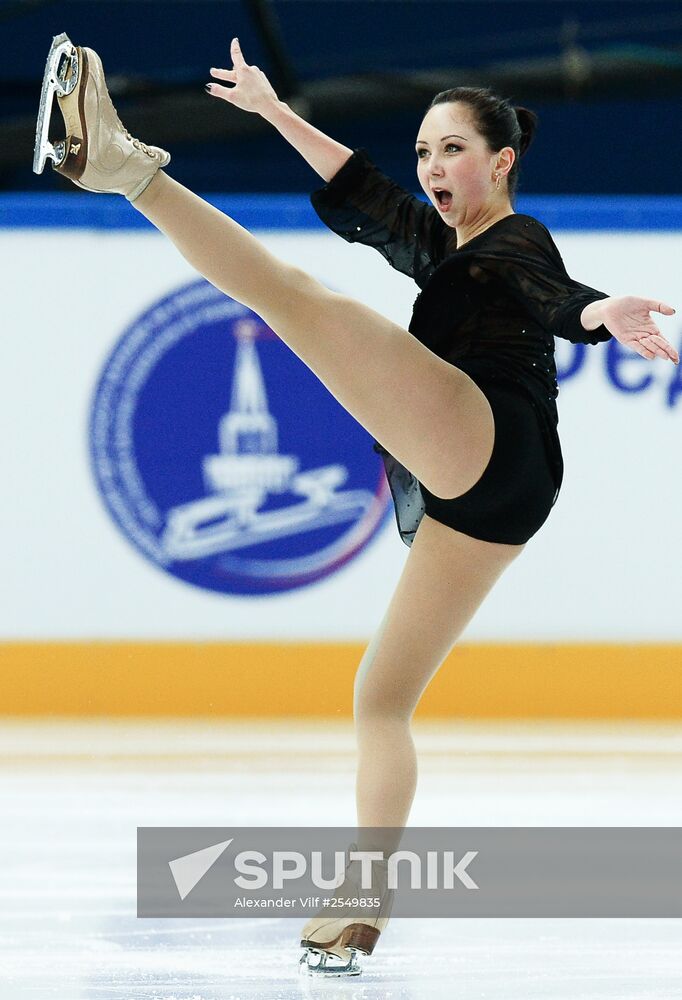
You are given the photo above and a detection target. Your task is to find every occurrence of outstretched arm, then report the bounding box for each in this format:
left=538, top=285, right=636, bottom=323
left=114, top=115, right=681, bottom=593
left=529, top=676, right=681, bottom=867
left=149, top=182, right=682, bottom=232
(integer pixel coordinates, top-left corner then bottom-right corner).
left=206, top=39, right=447, bottom=284
left=461, top=220, right=679, bottom=356
left=582, top=297, right=679, bottom=363
left=207, top=38, right=353, bottom=182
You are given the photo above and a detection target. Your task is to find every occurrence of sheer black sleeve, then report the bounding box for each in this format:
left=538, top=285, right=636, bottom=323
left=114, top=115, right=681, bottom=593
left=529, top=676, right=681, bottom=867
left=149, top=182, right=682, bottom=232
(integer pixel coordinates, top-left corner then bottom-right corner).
left=463, top=221, right=613, bottom=345
left=310, top=148, right=452, bottom=288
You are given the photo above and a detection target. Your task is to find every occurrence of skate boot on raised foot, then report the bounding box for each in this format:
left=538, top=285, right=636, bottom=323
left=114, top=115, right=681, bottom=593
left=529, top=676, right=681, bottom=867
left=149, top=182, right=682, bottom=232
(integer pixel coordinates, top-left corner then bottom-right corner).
left=298, top=842, right=394, bottom=978
left=33, top=32, right=170, bottom=201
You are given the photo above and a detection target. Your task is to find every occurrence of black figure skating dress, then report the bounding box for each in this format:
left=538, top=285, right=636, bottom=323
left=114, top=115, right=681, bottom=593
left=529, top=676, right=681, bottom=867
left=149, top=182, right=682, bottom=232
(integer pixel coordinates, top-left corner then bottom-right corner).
left=310, top=148, right=612, bottom=547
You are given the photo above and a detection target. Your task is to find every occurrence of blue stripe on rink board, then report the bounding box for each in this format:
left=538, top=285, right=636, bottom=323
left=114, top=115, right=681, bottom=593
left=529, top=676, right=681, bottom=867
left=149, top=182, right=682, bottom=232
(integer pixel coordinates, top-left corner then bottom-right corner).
left=2, top=192, right=682, bottom=230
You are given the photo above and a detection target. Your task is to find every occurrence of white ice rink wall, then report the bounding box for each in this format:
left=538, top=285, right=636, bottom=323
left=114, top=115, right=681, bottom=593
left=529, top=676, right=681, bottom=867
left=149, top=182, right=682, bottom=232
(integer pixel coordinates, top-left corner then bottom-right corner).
left=1, top=192, right=681, bottom=717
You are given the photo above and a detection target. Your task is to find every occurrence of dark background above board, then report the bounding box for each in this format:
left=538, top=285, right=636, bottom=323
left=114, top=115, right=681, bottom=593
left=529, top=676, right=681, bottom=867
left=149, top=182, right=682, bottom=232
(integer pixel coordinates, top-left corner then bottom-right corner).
left=4, top=0, right=682, bottom=194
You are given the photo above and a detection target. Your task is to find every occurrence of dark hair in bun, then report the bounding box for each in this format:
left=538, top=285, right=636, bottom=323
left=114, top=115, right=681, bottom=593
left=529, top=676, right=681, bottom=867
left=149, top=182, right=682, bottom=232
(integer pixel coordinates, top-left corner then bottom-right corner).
left=514, top=105, right=538, bottom=158
left=424, top=86, right=538, bottom=204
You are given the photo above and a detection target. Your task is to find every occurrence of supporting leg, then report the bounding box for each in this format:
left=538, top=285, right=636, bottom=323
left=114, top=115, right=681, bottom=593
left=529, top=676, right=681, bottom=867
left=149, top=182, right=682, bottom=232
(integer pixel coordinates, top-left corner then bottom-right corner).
left=299, top=515, right=525, bottom=971
left=353, top=514, right=526, bottom=854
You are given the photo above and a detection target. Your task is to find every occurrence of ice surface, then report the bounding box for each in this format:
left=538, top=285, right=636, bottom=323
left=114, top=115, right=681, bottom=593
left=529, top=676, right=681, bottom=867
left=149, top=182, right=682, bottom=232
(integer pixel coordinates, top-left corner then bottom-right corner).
left=1, top=718, right=682, bottom=998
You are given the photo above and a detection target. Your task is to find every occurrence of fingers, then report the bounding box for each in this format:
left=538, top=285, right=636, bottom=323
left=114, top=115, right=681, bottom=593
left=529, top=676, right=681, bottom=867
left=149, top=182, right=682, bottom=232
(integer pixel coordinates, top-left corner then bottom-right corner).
left=209, top=67, right=236, bottom=80
left=207, top=37, right=246, bottom=93
left=207, top=39, right=241, bottom=99
left=230, top=36, right=246, bottom=67
left=644, top=302, right=679, bottom=363
left=640, top=333, right=680, bottom=364
left=650, top=335, right=680, bottom=364
left=205, top=81, right=234, bottom=100
left=648, top=301, right=676, bottom=315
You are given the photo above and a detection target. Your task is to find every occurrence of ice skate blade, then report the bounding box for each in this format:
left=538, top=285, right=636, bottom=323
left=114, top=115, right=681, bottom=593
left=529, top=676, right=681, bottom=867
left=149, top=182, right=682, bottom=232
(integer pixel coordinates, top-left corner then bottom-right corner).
left=33, top=32, right=80, bottom=174
left=299, top=946, right=362, bottom=977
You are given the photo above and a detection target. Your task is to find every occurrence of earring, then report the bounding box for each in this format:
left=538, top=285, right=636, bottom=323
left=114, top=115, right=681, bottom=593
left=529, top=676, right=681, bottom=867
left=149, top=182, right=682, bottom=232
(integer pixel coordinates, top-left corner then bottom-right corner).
left=495, top=174, right=501, bottom=190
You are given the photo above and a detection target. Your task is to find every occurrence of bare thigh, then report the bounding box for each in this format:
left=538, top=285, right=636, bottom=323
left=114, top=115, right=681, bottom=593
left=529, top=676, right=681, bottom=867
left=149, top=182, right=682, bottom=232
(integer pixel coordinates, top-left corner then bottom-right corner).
left=261, top=271, right=495, bottom=500
left=354, top=514, right=525, bottom=722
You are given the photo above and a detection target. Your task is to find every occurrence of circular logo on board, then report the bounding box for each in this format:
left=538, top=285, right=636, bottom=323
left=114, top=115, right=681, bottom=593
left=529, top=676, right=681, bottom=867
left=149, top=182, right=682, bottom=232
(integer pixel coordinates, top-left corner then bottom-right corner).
left=89, top=279, right=392, bottom=595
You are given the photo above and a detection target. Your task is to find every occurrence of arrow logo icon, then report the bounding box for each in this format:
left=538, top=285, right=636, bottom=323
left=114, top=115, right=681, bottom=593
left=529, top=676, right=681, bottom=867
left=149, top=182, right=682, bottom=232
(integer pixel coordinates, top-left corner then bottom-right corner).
left=168, top=838, right=233, bottom=900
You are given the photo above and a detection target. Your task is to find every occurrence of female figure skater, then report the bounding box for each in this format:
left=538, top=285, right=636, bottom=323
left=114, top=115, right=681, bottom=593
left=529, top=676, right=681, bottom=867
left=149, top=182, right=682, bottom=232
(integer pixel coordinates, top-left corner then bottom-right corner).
left=35, top=33, right=678, bottom=978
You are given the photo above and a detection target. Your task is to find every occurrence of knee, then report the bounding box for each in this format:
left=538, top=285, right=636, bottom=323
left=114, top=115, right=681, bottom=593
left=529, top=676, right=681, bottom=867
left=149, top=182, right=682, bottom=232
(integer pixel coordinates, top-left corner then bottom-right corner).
left=354, top=683, right=413, bottom=729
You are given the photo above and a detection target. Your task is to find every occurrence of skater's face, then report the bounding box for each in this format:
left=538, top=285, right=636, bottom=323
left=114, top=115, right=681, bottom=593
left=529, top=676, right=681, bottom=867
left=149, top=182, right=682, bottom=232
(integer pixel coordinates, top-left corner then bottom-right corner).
left=415, top=102, right=514, bottom=224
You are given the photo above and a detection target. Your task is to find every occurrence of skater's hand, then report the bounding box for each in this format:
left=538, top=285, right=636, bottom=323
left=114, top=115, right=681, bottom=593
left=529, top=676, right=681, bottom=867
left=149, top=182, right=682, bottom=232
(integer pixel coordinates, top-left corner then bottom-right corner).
left=206, top=38, right=280, bottom=114
left=599, top=296, right=679, bottom=363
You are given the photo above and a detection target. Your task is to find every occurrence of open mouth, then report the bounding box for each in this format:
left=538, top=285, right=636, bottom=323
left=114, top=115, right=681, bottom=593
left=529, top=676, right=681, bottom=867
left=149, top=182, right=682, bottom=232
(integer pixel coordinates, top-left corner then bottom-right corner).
left=433, top=189, right=453, bottom=211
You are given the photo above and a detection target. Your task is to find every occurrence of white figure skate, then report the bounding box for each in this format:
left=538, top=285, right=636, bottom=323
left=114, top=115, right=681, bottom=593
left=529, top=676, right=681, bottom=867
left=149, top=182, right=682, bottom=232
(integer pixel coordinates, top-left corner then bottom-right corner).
left=298, top=843, right=394, bottom=978
left=33, top=32, right=170, bottom=201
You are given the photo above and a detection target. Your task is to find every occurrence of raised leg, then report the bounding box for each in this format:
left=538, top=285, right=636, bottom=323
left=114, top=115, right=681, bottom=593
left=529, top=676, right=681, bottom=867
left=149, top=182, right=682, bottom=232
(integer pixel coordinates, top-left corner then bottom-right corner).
left=133, top=171, right=495, bottom=499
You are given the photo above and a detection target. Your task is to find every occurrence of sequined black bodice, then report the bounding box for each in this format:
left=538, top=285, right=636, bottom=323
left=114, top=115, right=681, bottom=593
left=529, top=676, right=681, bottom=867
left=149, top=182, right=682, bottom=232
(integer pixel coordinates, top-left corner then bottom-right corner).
left=309, top=148, right=612, bottom=494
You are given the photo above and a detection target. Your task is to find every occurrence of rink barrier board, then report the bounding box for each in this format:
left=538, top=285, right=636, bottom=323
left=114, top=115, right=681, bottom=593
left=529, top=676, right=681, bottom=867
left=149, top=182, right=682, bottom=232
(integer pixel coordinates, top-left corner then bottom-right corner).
left=4, top=196, right=681, bottom=713
left=3, top=192, right=682, bottom=230
left=1, top=642, right=680, bottom=718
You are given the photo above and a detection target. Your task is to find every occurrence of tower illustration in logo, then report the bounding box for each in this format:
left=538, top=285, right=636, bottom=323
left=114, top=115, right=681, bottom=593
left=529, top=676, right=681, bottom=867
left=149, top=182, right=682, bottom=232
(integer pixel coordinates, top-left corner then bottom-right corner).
left=90, top=279, right=391, bottom=595
left=162, top=316, right=379, bottom=559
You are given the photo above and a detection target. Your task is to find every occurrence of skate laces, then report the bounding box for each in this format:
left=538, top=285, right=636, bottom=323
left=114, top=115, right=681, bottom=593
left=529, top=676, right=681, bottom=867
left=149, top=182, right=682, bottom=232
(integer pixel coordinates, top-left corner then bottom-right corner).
left=123, top=128, right=155, bottom=158
left=102, top=80, right=157, bottom=159
left=118, top=110, right=156, bottom=158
